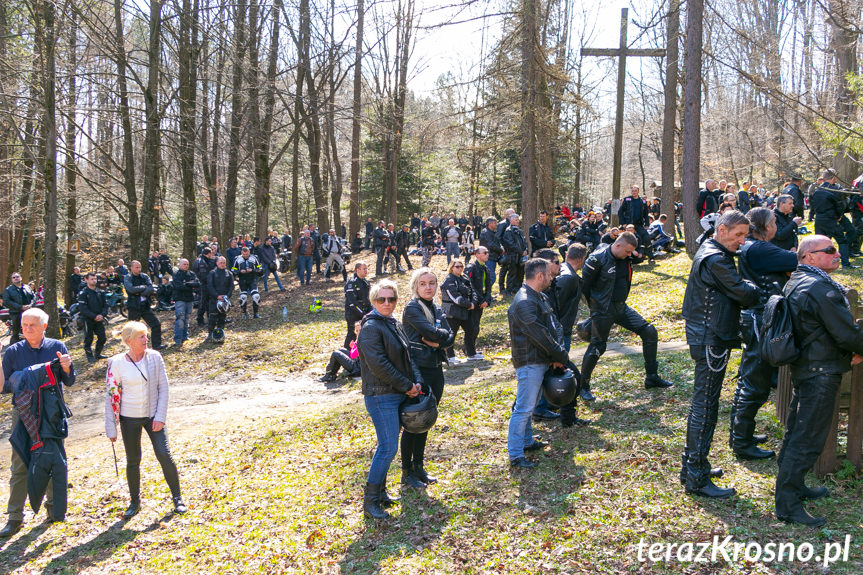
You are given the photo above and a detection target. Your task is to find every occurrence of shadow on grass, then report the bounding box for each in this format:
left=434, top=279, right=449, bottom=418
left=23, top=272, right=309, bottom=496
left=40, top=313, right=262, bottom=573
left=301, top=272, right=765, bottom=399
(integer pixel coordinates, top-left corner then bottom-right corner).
left=0, top=521, right=51, bottom=569
left=338, top=479, right=452, bottom=574
left=38, top=518, right=160, bottom=575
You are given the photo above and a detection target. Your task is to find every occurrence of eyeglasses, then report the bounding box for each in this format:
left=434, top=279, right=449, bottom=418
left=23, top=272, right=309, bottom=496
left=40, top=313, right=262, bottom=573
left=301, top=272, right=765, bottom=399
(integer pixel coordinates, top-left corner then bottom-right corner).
left=810, top=246, right=838, bottom=255
left=375, top=296, right=397, bottom=304
left=452, top=265, right=464, bottom=269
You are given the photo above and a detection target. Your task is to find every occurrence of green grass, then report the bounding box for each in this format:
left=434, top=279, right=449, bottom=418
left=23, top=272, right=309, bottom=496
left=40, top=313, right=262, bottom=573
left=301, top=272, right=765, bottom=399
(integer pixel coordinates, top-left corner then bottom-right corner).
left=3, top=250, right=863, bottom=573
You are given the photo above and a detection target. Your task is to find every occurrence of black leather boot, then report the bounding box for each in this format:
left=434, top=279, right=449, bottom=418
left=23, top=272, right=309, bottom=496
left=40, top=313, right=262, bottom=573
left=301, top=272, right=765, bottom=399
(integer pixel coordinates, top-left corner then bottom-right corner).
left=413, top=462, right=437, bottom=484
left=777, top=507, right=826, bottom=527
left=734, top=444, right=776, bottom=460
left=379, top=481, right=401, bottom=507
left=123, top=499, right=141, bottom=520
left=686, top=478, right=736, bottom=499
left=363, top=483, right=389, bottom=519
left=644, top=374, right=673, bottom=389
left=401, top=467, right=427, bottom=489
left=801, top=485, right=829, bottom=500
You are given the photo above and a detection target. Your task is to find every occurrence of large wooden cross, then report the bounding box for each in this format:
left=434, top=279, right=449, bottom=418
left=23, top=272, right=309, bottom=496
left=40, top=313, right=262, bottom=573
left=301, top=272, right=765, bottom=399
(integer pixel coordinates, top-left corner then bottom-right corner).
left=581, top=8, right=665, bottom=212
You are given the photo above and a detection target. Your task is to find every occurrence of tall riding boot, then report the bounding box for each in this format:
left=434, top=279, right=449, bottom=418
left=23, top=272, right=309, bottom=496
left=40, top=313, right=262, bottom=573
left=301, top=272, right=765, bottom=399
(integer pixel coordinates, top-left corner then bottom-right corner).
left=731, top=397, right=775, bottom=459
left=252, top=302, right=261, bottom=319
left=413, top=461, right=437, bottom=485
left=379, top=480, right=401, bottom=507
left=579, top=351, right=600, bottom=402
left=363, top=483, right=389, bottom=519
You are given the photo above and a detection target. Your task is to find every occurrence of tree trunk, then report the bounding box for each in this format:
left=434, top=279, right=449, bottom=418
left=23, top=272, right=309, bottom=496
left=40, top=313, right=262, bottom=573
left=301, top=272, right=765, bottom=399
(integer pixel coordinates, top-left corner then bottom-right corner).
left=830, top=0, right=858, bottom=183
left=64, top=10, right=78, bottom=303
left=681, top=0, right=703, bottom=257
left=0, top=2, right=12, bottom=284
left=520, top=0, right=539, bottom=225
left=113, top=0, right=139, bottom=257
left=223, top=0, right=248, bottom=241
left=178, top=0, right=199, bottom=259
left=348, top=0, right=363, bottom=238
left=39, top=0, right=60, bottom=336
left=661, top=0, right=679, bottom=236
left=200, top=18, right=226, bottom=241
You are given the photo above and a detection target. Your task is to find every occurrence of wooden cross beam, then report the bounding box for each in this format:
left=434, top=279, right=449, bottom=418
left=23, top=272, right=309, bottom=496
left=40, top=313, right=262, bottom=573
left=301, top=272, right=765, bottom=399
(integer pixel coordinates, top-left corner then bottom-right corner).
left=581, top=7, right=665, bottom=213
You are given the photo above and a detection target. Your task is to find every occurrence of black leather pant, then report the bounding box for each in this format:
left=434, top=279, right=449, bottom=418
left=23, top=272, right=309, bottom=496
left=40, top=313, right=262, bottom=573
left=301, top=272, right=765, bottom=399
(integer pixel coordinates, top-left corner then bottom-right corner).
left=580, top=303, right=658, bottom=390
left=83, top=318, right=107, bottom=357
left=326, top=348, right=359, bottom=377
left=506, top=262, right=524, bottom=294
left=775, top=374, right=841, bottom=516
left=375, top=247, right=387, bottom=275
left=730, top=312, right=775, bottom=450
left=559, top=361, right=583, bottom=426
left=682, top=345, right=729, bottom=489
left=128, top=307, right=162, bottom=347
left=401, top=366, right=444, bottom=469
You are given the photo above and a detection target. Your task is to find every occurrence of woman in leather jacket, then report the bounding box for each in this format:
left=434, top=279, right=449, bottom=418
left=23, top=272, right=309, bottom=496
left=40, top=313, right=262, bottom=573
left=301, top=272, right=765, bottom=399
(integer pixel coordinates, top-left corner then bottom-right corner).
left=440, top=260, right=476, bottom=364
left=401, top=268, right=455, bottom=489
left=357, top=279, right=422, bottom=519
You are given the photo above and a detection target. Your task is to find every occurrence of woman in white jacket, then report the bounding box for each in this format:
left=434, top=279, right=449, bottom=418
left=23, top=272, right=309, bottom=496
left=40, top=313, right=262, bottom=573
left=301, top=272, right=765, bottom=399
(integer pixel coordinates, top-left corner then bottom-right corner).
left=105, top=321, right=186, bottom=519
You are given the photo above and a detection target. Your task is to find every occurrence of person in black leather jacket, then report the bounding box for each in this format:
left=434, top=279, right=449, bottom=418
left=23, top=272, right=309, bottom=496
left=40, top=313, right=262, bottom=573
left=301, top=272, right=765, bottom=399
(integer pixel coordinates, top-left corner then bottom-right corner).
left=775, top=235, right=863, bottom=526
left=507, top=259, right=569, bottom=469
left=680, top=210, right=760, bottom=499
left=578, top=233, right=672, bottom=403
left=479, top=218, right=503, bottom=288
left=232, top=247, right=263, bottom=319
left=810, top=168, right=855, bottom=268
left=617, top=185, right=653, bottom=259
left=501, top=214, right=528, bottom=295
left=394, top=224, right=414, bottom=272
left=171, top=259, right=199, bottom=347
left=555, top=244, right=589, bottom=427
left=440, top=260, right=476, bottom=364
left=357, top=280, right=422, bottom=519
left=194, top=248, right=217, bottom=326
left=2, top=273, right=35, bottom=345
left=465, top=247, right=493, bottom=360
left=372, top=221, right=389, bottom=276
left=78, top=273, right=108, bottom=362
left=206, top=257, right=234, bottom=341
left=401, top=268, right=455, bottom=489
left=729, top=208, right=798, bottom=461
left=124, top=261, right=165, bottom=350
left=528, top=211, right=555, bottom=255
left=344, top=263, right=371, bottom=348
left=771, top=195, right=802, bottom=251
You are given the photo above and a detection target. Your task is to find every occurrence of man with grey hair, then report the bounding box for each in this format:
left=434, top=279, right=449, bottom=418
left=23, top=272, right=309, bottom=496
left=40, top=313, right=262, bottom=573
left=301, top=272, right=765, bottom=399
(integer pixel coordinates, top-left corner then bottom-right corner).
left=775, top=235, right=863, bottom=526
left=1, top=308, right=75, bottom=536
left=697, top=179, right=721, bottom=218
left=772, top=194, right=803, bottom=251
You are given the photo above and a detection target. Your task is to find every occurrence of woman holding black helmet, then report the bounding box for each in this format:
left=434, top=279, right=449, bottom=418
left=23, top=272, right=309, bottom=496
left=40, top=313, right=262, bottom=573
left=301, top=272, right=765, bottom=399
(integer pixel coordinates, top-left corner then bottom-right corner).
left=401, top=268, right=455, bottom=489
left=358, top=279, right=422, bottom=519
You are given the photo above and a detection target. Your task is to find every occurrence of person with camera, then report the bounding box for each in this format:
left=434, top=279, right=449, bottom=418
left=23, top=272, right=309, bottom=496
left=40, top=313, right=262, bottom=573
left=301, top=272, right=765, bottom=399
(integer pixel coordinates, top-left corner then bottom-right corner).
left=124, top=261, right=166, bottom=350
left=358, top=279, right=422, bottom=519
left=78, top=272, right=108, bottom=362
left=255, top=236, right=284, bottom=292
left=774, top=235, right=863, bottom=526
left=206, top=257, right=234, bottom=342
left=440, top=259, right=476, bottom=364
left=729, top=208, right=799, bottom=461
left=681, top=210, right=761, bottom=499
left=507, top=258, right=569, bottom=469
left=401, top=268, right=455, bottom=488
left=323, top=228, right=348, bottom=282
left=171, top=259, right=199, bottom=348
left=232, top=247, right=263, bottom=319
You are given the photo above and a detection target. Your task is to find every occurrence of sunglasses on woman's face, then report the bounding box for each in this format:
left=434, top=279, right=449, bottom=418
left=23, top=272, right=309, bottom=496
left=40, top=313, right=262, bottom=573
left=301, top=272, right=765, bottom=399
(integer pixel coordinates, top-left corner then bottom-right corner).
left=811, top=246, right=838, bottom=255
left=376, top=296, right=397, bottom=304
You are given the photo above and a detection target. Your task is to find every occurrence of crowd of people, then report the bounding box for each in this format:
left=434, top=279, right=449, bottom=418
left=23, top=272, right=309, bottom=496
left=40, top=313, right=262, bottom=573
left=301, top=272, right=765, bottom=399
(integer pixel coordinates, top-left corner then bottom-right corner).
left=2, top=171, right=861, bottom=536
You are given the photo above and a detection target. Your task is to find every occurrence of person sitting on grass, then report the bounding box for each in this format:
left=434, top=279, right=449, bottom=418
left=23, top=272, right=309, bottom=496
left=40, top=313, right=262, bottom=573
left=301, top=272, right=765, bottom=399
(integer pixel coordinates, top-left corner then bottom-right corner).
left=319, top=322, right=362, bottom=383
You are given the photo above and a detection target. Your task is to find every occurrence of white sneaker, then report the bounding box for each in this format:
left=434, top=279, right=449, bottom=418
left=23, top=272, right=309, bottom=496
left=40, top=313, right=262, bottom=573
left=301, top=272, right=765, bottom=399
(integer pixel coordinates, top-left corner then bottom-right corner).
left=467, top=353, right=485, bottom=361
left=447, top=357, right=462, bottom=365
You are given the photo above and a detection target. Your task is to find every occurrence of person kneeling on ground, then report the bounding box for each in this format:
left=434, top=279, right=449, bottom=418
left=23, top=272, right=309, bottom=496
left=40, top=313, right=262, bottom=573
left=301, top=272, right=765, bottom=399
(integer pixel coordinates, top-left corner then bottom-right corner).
left=319, top=322, right=362, bottom=383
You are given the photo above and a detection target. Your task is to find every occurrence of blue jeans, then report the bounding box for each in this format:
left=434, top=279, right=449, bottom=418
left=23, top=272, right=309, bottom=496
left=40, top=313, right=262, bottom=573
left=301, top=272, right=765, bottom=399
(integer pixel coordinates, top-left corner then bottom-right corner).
left=262, top=269, right=284, bottom=291
left=173, top=301, right=194, bottom=344
left=364, top=393, right=403, bottom=485
left=486, top=259, right=497, bottom=288
left=297, top=255, right=312, bottom=284
left=508, top=363, right=547, bottom=460
left=446, top=242, right=460, bottom=263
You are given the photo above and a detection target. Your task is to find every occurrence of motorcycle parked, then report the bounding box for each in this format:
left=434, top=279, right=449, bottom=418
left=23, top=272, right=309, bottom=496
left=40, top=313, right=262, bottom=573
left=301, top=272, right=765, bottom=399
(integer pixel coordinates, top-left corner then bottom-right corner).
left=278, top=249, right=292, bottom=273
left=104, top=285, right=127, bottom=318
left=0, top=307, right=10, bottom=338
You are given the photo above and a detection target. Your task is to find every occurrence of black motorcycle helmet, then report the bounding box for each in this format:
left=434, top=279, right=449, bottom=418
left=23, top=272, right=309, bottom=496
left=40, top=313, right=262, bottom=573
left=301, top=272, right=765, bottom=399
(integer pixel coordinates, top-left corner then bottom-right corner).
left=542, top=367, right=577, bottom=407
left=399, top=391, right=438, bottom=434
left=576, top=318, right=591, bottom=342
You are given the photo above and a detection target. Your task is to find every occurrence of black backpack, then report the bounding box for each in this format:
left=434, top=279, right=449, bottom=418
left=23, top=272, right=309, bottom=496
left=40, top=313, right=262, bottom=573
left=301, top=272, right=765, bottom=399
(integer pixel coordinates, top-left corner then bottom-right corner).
left=759, top=294, right=822, bottom=367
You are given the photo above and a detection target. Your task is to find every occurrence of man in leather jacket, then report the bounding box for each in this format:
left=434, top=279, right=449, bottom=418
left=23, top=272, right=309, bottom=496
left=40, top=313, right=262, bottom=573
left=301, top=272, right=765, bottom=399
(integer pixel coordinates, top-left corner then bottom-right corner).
left=775, top=235, right=863, bottom=526
left=78, top=273, right=108, bottom=362
left=729, top=208, right=798, bottom=461
left=771, top=195, right=802, bottom=251
left=344, top=263, right=371, bottom=348
left=172, top=258, right=200, bottom=347
left=506, top=258, right=569, bottom=469
left=578, top=232, right=672, bottom=403
left=2, top=273, right=35, bottom=344
left=528, top=211, right=554, bottom=255
left=207, top=256, right=234, bottom=341
left=782, top=175, right=806, bottom=219
left=124, top=261, right=165, bottom=350
left=393, top=224, right=413, bottom=273
left=811, top=168, right=856, bottom=268
left=556, top=243, right=589, bottom=427
left=465, top=247, right=493, bottom=361
left=680, top=211, right=760, bottom=498
left=502, top=214, right=528, bottom=295
left=231, top=246, right=263, bottom=319
left=372, top=221, right=389, bottom=276
left=617, top=185, right=652, bottom=259
left=420, top=221, right=437, bottom=267
left=479, top=218, right=503, bottom=289
left=194, top=248, right=217, bottom=326
left=496, top=208, right=515, bottom=293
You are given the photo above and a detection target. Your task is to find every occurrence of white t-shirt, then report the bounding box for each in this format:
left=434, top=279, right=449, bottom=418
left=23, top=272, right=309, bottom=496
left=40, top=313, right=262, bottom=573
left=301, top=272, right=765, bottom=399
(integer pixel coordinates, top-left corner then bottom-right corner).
left=111, top=353, right=150, bottom=418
